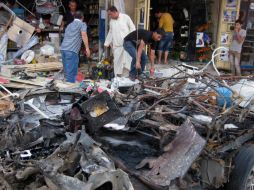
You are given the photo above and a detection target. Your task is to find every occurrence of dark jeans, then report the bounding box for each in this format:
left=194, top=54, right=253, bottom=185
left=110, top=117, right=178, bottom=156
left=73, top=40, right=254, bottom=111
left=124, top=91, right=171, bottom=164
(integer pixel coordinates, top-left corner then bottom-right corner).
left=158, top=32, right=174, bottom=52
left=123, top=41, right=147, bottom=77
left=61, top=50, right=79, bottom=83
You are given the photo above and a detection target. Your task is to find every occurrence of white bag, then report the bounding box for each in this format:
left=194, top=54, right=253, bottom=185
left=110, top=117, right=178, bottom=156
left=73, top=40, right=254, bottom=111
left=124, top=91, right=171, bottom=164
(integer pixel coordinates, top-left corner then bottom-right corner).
left=40, top=44, right=54, bottom=56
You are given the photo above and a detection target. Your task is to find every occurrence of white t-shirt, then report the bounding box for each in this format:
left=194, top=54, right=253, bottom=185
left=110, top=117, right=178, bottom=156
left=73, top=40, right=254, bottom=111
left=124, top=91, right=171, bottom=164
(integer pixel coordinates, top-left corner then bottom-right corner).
left=230, top=29, right=246, bottom=53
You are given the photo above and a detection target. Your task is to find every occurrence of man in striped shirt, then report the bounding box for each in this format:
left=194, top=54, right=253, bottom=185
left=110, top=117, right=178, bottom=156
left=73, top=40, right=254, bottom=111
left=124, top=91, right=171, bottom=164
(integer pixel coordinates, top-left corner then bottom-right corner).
left=61, top=11, right=90, bottom=83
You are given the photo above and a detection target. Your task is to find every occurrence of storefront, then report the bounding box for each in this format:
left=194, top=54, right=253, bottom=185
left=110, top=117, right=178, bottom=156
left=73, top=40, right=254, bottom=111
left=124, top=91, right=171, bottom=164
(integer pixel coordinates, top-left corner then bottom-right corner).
left=2, top=0, right=246, bottom=69
left=239, top=0, right=254, bottom=70
left=125, top=0, right=243, bottom=68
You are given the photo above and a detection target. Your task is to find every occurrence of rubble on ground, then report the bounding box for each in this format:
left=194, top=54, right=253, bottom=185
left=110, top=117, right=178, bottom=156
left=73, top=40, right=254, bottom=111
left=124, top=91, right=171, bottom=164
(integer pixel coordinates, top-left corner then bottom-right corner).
left=1, top=5, right=254, bottom=189
left=0, top=64, right=253, bottom=190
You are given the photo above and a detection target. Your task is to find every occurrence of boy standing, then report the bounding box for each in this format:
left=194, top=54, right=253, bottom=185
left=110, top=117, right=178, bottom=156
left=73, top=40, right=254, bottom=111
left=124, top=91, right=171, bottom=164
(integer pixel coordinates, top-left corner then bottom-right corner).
left=229, top=20, right=246, bottom=76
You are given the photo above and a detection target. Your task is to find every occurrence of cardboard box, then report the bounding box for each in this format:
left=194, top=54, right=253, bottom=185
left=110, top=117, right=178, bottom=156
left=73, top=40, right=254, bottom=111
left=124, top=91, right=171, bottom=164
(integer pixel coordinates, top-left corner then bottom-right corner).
left=7, top=17, right=35, bottom=47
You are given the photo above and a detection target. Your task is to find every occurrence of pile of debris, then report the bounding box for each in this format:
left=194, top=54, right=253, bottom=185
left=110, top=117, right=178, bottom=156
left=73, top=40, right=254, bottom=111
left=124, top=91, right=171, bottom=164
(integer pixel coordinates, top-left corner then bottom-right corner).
left=0, top=62, right=254, bottom=190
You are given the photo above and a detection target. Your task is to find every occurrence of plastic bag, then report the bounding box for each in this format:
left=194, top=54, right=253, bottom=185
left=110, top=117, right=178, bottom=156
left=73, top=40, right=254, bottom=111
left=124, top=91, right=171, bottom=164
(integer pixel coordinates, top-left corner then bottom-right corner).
left=40, top=44, right=54, bottom=56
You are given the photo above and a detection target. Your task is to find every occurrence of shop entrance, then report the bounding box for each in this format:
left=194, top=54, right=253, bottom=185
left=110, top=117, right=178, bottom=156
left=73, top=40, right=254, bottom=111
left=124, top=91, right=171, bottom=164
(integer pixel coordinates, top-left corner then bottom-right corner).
left=149, top=0, right=220, bottom=62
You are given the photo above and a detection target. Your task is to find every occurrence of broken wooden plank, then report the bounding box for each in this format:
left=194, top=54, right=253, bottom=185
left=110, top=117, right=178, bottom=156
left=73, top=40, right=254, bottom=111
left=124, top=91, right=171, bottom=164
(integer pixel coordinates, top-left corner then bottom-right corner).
left=26, top=62, right=63, bottom=72
left=3, top=82, right=38, bottom=89
left=7, top=17, right=35, bottom=47
left=0, top=76, right=51, bottom=87
left=1, top=62, right=63, bottom=77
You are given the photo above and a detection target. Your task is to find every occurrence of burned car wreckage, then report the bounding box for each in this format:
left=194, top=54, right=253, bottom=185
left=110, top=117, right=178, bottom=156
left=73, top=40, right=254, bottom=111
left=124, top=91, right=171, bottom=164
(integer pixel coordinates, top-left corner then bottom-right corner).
left=0, top=67, right=254, bottom=190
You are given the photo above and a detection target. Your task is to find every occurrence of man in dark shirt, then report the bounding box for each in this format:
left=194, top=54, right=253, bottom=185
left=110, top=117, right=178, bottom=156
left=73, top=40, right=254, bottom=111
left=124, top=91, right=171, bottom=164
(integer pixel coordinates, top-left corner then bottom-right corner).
left=61, top=0, right=80, bottom=29
left=123, top=29, right=164, bottom=79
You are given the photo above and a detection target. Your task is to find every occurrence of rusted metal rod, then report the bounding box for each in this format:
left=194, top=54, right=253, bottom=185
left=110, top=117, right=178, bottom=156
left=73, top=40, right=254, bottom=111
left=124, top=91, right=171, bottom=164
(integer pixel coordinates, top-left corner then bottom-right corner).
left=188, top=98, right=215, bottom=116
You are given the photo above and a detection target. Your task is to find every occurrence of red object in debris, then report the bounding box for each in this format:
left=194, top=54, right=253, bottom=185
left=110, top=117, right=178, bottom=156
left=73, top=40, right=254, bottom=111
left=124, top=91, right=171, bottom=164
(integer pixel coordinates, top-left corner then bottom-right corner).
left=76, top=72, right=85, bottom=82
left=14, top=59, right=26, bottom=65
left=97, top=87, right=104, bottom=93
left=0, top=77, right=10, bottom=84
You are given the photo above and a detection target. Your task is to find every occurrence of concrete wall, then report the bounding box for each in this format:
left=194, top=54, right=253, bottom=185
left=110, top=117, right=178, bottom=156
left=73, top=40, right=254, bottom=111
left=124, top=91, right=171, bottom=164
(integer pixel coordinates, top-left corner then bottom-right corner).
left=209, top=0, right=221, bottom=43
left=125, top=0, right=136, bottom=23
left=216, top=0, right=241, bottom=70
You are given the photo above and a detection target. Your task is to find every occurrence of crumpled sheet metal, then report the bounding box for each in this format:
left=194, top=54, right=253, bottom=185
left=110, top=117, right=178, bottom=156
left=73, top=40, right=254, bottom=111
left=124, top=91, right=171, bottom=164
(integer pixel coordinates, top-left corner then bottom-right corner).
left=88, top=169, right=134, bottom=190
left=44, top=169, right=134, bottom=190
left=77, top=91, right=122, bottom=132
left=44, top=174, right=92, bottom=190
left=38, top=130, right=115, bottom=175
left=37, top=131, right=132, bottom=190
left=77, top=130, right=115, bottom=174
left=139, top=119, right=206, bottom=187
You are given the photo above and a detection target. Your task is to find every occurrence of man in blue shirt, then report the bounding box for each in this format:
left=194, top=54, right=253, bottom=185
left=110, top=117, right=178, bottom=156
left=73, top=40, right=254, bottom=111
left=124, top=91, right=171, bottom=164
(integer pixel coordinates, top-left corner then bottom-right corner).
left=61, top=11, right=90, bottom=83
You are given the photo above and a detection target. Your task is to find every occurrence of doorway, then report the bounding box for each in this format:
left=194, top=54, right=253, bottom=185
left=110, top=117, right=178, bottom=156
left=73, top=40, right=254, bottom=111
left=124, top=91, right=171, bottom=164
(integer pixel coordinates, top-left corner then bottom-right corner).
left=149, top=0, right=220, bottom=62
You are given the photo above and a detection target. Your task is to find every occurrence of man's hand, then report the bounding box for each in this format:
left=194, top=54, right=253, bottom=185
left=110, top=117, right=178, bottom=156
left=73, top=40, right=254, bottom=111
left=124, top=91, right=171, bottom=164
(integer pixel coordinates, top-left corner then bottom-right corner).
left=150, top=67, right=155, bottom=76
left=136, top=62, right=141, bottom=70
left=86, top=48, right=91, bottom=58
left=35, top=28, right=42, bottom=33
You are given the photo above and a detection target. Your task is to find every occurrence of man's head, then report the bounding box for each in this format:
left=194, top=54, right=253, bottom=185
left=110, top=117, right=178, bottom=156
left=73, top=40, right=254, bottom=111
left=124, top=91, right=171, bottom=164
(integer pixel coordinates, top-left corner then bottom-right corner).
left=155, top=9, right=163, bottom=18
left=74, top=11, right=84, bottom=21
left=69, top=0, right=78, bottom=12
left=235, top=19, right=243, bottom=30
left=107, top=6, right=119, bottom=19
left=152, top=28, right=165, bottom=41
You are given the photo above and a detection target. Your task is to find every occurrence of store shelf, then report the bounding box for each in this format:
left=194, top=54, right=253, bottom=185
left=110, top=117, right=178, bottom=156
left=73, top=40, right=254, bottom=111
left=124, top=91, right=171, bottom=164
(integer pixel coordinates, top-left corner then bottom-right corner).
left=84, top=13, right=99, bottom=15
left=83, top=0, right=99, bottom=61
left=245, top=40, right=254, bottom=43
left=242, top=53, right=254, bottom=55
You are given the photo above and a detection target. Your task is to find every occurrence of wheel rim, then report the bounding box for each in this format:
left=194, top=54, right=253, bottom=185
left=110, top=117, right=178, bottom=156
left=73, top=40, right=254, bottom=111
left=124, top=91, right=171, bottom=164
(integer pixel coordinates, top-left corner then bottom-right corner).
left=247, top=167, right=254, bottom=190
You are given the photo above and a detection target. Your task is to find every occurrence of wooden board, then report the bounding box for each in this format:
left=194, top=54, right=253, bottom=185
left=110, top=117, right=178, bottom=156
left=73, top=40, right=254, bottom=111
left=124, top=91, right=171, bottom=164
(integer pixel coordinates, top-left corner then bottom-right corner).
left=0, top=76, right=52, bottom=87
left=1, top=62, right=63, bottom=77
left=7, top=17, right=35, bottom=46
left=3, top=82, right=38, bottom=89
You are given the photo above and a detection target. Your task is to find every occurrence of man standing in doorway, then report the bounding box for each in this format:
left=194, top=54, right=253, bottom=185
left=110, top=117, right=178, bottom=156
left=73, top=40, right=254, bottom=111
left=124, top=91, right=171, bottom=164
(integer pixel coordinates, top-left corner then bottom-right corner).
left=61, top=11, right=90, bottom=83
left=61, top=0, right=80, bottom=29
left=104, top=6, right=136, bottom=77
left=229, top=19, right=246, bottom=76
left=155, top=9, right=174, bottom=64
left=123, top=29, right=164, bottom=80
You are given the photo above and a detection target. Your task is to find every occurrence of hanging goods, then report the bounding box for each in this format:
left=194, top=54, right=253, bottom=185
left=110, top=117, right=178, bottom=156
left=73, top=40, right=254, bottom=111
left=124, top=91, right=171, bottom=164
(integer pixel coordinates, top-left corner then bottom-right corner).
left=35, top=0, right=63, bottom=14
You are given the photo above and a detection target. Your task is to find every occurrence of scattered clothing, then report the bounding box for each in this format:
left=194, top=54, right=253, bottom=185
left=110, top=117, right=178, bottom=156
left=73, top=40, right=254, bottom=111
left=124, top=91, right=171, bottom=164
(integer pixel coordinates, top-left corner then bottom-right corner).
left=104, top=13, right=135, bottom=76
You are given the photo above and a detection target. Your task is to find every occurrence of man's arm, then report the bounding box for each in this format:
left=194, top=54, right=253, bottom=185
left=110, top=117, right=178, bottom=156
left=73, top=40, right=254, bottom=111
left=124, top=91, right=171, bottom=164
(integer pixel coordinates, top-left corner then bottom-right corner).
left=104, top=22, right=113, bottom=47
left=149, top=49, right=155, bottom=76
left=81, top=31, right=90, bottom=57
left=235, top=33, right=245, bottom=43
left=60, top=20, right=64, bottom=31
left=149, top=49, right=155, bottom=67
left=127, top=15, right=136, bottom=32
left=136, top=40, right=145, bottom=69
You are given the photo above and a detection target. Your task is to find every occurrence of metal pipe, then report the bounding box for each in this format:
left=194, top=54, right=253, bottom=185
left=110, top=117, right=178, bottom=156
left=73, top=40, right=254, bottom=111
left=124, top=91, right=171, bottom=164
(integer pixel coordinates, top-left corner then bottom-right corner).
left=25, top=101, right=49, bottom=119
